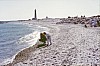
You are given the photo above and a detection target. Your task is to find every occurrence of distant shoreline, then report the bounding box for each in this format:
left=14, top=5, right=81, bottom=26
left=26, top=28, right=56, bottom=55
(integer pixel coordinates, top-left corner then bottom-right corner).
left=0, top=21, right=18, bottom=24
left=0, top=21, right=8, bottom=24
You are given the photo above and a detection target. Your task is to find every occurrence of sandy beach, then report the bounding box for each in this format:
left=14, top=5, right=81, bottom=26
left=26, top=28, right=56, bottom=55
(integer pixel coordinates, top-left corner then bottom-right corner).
left=4, top=20, right=100, bottom=66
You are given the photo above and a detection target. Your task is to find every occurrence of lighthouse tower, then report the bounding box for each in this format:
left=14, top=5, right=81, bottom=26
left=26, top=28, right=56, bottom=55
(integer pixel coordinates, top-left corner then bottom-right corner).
left=34, top=9, right=37, bottom=19
left=32, top=9, right=37, bottom=20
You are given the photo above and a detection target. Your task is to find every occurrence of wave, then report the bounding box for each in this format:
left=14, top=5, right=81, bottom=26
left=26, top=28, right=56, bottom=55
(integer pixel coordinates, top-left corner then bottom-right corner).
left=0, top=31, right=40, bottom=65
left=0, top=22, right=50, bottom=65
left=18, top=31, right=41, bottom=48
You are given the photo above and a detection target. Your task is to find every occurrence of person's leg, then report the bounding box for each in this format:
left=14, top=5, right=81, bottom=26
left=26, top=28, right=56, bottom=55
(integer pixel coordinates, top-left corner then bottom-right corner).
left=49, top=37, right=52, bottom=45
left=47, top=39, right=49, bottom=45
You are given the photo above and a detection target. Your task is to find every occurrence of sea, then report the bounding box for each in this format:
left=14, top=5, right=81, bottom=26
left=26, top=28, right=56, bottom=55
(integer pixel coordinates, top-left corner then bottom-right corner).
left=0, top=21, right=48, bottom=65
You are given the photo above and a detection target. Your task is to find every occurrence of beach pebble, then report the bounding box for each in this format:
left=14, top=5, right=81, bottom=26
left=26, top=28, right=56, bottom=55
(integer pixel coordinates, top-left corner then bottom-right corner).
left=13, top=23, right=100, bottom=66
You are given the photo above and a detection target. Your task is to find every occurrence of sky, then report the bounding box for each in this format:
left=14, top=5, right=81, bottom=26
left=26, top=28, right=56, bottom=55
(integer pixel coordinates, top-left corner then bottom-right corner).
left=0, top=0, right=99, bottom=21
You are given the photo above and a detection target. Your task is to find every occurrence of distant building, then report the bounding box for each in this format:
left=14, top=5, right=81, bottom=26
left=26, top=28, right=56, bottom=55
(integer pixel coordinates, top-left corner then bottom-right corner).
left=32, top=9, right=37, bottom=20
left=46, top=16, right=48, bottom=19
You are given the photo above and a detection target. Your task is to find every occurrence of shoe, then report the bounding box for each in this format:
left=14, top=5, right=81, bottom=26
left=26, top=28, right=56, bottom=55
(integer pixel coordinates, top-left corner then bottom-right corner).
left=50, top=43, right=52, bottom=45
left=46, top=44, right=48, bottom=46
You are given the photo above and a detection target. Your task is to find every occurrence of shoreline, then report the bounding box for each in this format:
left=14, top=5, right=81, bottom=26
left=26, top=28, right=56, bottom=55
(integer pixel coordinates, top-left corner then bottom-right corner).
left=0, top=21, right=40, bottom=66
left=3, top=21, right=53, bottom=66
left=2, top=21, right=100, bottom=66
left=5, top=41, right=40, bottom=66
left=7, top=22, right=61, bottom=66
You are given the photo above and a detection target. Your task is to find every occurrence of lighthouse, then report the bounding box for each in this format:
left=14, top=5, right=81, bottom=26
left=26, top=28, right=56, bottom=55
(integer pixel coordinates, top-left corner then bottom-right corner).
left=32, top=9, right=37, bottom=20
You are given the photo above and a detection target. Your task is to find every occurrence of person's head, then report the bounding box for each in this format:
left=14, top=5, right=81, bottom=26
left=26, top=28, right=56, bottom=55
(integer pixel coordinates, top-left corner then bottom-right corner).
left=40, top=33, right=42, bottom=35
left=43, top=32, right=46, bottom=35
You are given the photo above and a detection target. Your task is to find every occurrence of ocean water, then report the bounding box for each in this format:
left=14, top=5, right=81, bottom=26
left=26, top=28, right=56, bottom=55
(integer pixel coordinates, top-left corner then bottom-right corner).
left=0, top=22, right=48, bottom=65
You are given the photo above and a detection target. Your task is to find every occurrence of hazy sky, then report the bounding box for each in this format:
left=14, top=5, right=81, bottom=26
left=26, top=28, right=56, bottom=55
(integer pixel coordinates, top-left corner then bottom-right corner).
left=0, top=0, right=99, bottom=20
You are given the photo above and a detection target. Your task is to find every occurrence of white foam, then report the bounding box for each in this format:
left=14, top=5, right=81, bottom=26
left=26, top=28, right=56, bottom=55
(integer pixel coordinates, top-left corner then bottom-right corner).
left=0, top=22, right=50, bottom=65
left=0, top=56, right=14, bottom=65
left=17, top=31, right=40, bottom=45
left=0, top=31, right=40, bottom=65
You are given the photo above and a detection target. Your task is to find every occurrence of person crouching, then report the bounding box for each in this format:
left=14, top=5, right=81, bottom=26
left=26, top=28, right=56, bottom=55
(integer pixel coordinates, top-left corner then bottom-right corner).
left=39, top=33, right=47, bottom=44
